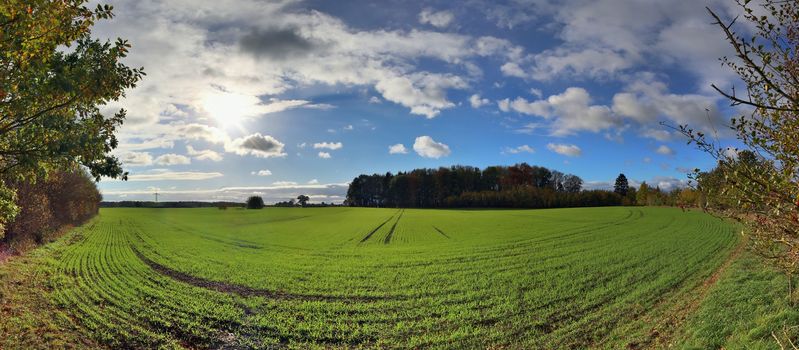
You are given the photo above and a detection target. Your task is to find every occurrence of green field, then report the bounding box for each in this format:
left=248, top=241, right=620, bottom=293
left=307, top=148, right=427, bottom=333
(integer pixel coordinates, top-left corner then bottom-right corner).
left=1, top=207, right=748, bottom=349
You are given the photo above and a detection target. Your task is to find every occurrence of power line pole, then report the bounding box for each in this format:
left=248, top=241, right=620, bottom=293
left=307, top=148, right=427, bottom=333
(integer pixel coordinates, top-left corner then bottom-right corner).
left=154, top=191, right=159, bottom=202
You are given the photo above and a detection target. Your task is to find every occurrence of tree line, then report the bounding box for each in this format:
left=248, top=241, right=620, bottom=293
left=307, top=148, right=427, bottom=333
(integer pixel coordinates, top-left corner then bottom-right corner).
left=345, top=164, right=628, bottom=208
left=1, top=168, right=101, bottom=251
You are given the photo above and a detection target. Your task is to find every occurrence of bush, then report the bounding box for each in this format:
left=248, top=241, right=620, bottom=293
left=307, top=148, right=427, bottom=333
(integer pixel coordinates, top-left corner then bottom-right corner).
left=246, top=196, right=265, bottom=209
left=2, top=168, right=101, bottom=251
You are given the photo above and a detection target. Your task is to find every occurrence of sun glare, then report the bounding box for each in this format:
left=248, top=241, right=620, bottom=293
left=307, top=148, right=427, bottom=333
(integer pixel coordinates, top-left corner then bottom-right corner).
left=201, top=90, right=259, bottom=129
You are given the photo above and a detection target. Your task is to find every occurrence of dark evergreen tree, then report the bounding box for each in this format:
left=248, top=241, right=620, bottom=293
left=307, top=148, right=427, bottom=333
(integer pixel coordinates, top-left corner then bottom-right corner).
left=614, top=174, right=629, bottom=197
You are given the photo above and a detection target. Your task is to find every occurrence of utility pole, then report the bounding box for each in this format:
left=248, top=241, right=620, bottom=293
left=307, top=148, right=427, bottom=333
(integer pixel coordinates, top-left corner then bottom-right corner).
left=154, top=191, right=159, bottom=203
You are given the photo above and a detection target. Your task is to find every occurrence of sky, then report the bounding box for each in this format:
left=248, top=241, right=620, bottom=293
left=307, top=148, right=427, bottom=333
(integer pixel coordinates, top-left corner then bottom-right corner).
left=91, top=0, right=750, bottom=204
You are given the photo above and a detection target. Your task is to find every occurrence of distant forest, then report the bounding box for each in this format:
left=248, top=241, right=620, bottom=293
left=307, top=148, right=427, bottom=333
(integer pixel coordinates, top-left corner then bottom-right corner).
left=345, top=163, right=637, bottom=209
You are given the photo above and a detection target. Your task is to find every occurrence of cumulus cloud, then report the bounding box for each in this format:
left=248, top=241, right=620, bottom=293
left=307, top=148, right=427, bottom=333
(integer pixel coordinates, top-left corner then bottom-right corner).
left=413, top=136, right=451, bottom=158
left=154, top=153, right=191, bottom=165
left=317, top=151, right=331, bottom=159
left=504, top=145, right=535, bottom=154
left=375, top=74, right=467, bottom=118
left=504, top=87, right=619, bottom=136
left=186, top=145, right=223, bottom=162
left=388, top=143, right=408, bottom=154
left=225, top=133, right=286, bottom=158
left=611, top=78, right=728, bottom=137
left=120, top=151, right=154, bottom=167
left=251, top=169, right=273, bottom=176
left=497, top=98, right=511, bottom=112
left=418, top=9, right=455, bottom=28
left=500, top=62, right=527, bottom=78
left=178, top=123, right=227, bottom=144
left=307, top=179, right=319, bottom=184
left=313, top=142, right=343, bottom=150
left=501, top=79, right=728, bottom=138
left=469, top=94, right=490, bottom=108
left=656, top=145, right=675, bottom=156
left=547, top=143, right=582, bottom=157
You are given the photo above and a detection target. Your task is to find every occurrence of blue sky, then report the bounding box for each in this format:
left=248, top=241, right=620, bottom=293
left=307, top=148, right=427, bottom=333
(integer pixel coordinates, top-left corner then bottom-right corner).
left=92, top=0, right=748, bottom=203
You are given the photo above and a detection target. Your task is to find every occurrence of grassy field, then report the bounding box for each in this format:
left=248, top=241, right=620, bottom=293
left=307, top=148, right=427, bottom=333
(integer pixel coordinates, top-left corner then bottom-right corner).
left=0, top=206, right=753, bottom=349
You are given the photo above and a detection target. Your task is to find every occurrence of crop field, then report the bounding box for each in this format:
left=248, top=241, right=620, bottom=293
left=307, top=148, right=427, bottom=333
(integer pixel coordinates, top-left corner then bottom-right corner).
left=2, top=207, right=739, bottom=349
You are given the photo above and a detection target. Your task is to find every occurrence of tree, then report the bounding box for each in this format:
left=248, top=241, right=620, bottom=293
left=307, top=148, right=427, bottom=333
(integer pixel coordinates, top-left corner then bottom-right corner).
left=681, top=1, right=799, bottom=304
left=0, top=1, right=144, bottom=235
left=246, top=196, right=264, bottom=209
left=563, top=174, right=583, bottom=193
left=614, top=174, right=629, bottom=197
left=296, top=195, right=310, bottom=207
left=636, top=182, right=650, bottom=206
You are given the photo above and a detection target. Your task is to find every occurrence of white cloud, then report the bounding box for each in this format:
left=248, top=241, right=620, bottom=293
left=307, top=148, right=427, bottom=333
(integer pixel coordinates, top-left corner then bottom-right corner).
left=413, top=136, right=451, bottom=158
left=225, top=133, right=286, bottom=158
left=178, top=123, right=227, bottom=144
left=504, top=145, right=535, bottom=154
left=500, top=62, right=527, bottom=78
left=272, top=181, right=298, bottom=186
left=504, top=87, right=619, bottom=136
left=369, top=96, right=382, bottom=104
left=547, top=143, right=582, bottom=157
left=640, top=128, right=672, bottom=141
left=307, top=179, right=319, bottom=184
left=656, top=145, right=675, bottom=156
left=388, top=143, right=408, bottom=154
left=251, top=169, right=272, bottom=176
left=313, top=142, right=343, bottom=150
left=418, top=9, right=455, bottom=28
left=154, top=153, right=191, bottom=165
left=318, top=151, right=331, bottom=159
left=611, top=77, right=728, bottom=136
left=186, top=145, right=223, bottom=162
left=469, top=94, right=490, bottom=108
left=374, top=74, right=467, bottom=118
left=343, top=125, right=354, bottom=131
left=530, top=48, right=633, bottom=80
left=116, top=138, right=174, bottom=152
left=124, top=171, right=224, bottom=181
left=643, top=157, right=652, bottom=163
left=497, top=98, right=511, bottom=112
left=120, top=152, right=154, bottom=167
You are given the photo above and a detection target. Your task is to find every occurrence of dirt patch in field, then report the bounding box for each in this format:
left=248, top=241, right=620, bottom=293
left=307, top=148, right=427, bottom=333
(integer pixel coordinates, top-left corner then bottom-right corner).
left=631, top=239, right=747, bottom=350
left=133, top=248, right=389, bottom=303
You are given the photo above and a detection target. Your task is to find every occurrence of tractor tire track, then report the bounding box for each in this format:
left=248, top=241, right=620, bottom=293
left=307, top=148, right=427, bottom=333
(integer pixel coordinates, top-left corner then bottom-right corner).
left=383, top=210, right=405, bottom=244
left=132, top=248, right=390, bottom=302
left=359, top=210, right=399, bottom=243
left=432, top=226, right=450, bottom=239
